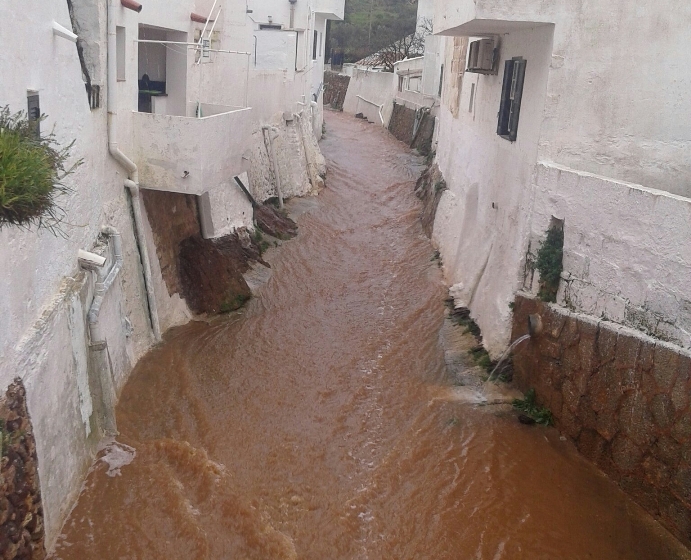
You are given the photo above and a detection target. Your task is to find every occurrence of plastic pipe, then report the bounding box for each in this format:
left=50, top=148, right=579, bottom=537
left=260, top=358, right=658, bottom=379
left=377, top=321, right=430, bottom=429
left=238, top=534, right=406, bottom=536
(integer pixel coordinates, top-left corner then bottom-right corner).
left=52, top=21, right=78, bottom=43
left=84, top=226, right=123, bottom=436
left=88, top=226, right=124, bottom=345
left=107, top=0, right=160, bottom=342
left=125, top=180, right=161, bottom=342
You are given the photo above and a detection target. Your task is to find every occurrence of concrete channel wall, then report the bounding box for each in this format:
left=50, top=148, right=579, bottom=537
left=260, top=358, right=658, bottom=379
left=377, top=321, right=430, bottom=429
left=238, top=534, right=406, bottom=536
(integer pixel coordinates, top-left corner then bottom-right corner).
left=511, top=294, right=691, bottom=547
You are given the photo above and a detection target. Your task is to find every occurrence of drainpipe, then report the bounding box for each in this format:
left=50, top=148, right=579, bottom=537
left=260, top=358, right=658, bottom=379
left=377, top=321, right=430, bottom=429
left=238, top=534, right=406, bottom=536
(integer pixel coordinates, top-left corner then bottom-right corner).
left=85, top=226, right=123, bottom=435
left=262, top=126, right=284, bottom=208
left=107, top=0, right=161, bottom=341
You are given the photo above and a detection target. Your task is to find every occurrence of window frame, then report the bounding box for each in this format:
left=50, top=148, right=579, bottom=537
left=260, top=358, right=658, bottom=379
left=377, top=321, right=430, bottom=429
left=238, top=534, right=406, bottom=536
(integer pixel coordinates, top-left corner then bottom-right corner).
left=497, top=57, right=526, bottom=142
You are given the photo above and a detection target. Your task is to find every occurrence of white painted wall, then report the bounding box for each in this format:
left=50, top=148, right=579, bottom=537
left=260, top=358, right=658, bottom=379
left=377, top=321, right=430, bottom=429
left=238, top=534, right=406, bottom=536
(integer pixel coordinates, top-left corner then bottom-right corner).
left=434, top=0, right=691, bottom=198
left=433, top=26, right=554, bottom=356
left=529, top=164, right=691, bottom=349
left=342, top=68, right=396, bottom=126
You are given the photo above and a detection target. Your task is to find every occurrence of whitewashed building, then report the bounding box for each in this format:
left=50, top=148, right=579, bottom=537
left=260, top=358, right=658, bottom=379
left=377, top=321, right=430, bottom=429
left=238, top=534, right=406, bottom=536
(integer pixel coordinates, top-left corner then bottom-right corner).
left=0, top=0, right=342, bottom=549
left=429, top=0, right=691, bottom=356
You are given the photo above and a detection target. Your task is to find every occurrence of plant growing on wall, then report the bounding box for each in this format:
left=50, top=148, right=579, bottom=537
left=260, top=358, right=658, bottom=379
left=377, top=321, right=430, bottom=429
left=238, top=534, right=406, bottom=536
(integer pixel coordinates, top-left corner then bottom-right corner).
left=535, top=222, right=564, bottom=303
left=0, top=106, right=80, bottom=233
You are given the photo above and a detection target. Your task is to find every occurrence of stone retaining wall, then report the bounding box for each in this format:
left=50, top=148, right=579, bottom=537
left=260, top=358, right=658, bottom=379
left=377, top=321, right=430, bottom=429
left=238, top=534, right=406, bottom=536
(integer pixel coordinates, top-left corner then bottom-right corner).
left=323, top=72, right=350, bottom=111
left=511, top=294, right=691, bottom=547
left=0, top=379, right=45, bottom=560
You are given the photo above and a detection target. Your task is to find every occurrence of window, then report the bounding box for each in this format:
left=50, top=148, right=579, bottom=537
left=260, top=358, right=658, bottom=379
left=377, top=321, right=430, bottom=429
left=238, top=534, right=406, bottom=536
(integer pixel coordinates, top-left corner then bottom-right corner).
left=469, top=82, right=475, bottom=113
left=438, top=64, right=444, bottom=97
left=312, top=30, right=318, bottom=60
left=116, top=26, right=126, bottom=81
left=497, top=57, right=526, bottom=142
left=27, top=92, right=40, bottom=139
left=398, top=75, right=404, bottom=92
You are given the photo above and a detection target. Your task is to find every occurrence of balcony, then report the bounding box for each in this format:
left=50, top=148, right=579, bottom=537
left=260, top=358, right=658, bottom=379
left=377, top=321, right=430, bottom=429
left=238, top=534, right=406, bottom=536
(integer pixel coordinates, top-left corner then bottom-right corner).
left=314, top=0, right=344, bottom=20
left=433, top=0, right=554, bottom=36
left=132, top=104, right=252, bottom=195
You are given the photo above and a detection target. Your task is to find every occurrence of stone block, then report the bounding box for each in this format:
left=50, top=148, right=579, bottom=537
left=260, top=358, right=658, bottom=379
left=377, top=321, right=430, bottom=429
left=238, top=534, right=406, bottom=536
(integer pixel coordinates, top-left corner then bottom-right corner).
left=588, top=363, right=623, bottom=415
left=619, top=391, right=656, bottom=449
left=595, top=409, right=619, bottom=442
left=670, top=463, right=691, bottom=508
left=672, top=357, right=691, bottom=414
left=620, top=472, right=660, bottom=514
left=561, top=344, right=580, bottom=376
left=612, top=435, right=645, bottom=473
left=562, top=378, right=581, bottom=413
left=652, top=434, right=682, bottom=467
left=577, top=428, right=608, bottom=465
left=560, top=317, right=581, bottom=348
left=642, top=455, right=672, bottom=489
left=560, top=403, right=582, bottom=440
left=603, top=294, right=627, bottom=323
left=659, top=491, right=691, bottom=546
left=538, top=337, right=563, bottom=361
left=596, top=326, right=618, bottom=367
left=653, top=344, right=680, bottom=392
left=578, top=320, right=599, bottom=374
left=542, top=306, right=567, bottom=339
left=638, top=341, right=656, bottom=372
left=672, top=416, right=691, bottom=444
left=550, top=388, right=563, bottom=418
left=578, top=395, right=598, bottom=431
left=614, top=333, right=641, bottom=372
left=651, top=394, right=675, bottom=431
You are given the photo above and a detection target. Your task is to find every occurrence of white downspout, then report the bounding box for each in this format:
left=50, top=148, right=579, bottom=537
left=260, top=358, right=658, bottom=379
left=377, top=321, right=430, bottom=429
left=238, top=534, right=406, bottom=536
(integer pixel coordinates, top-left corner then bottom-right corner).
left=86, top=226, right=123, bottom=434
left=107, top=0, right=161, bottom=341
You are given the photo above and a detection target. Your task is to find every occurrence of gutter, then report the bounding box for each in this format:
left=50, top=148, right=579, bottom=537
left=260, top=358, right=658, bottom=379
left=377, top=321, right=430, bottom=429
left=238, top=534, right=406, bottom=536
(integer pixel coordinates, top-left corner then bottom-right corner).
left=107, top=0, right=161, bottom=341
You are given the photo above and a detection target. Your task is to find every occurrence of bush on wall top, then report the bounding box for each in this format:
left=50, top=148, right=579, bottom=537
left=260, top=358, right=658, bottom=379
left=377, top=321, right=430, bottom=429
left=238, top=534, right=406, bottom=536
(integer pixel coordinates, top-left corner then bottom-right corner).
left=0, top=106, right=81, bottom=234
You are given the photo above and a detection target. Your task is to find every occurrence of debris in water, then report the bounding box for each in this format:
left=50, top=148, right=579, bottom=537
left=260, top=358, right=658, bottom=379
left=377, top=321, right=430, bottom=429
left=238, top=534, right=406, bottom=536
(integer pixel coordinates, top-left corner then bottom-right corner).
left=98, top=441, right=136, bottom=477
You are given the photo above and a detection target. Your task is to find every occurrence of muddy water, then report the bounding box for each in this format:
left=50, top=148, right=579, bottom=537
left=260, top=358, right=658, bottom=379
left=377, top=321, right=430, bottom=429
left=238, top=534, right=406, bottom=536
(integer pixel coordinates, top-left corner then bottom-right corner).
left=51, top=112, right=687, bottom=559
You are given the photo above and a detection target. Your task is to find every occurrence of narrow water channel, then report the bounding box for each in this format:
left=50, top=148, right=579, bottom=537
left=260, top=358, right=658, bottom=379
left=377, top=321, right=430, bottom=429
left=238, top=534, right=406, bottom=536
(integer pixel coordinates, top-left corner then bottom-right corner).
left=51, top=111, right=686, bottom=559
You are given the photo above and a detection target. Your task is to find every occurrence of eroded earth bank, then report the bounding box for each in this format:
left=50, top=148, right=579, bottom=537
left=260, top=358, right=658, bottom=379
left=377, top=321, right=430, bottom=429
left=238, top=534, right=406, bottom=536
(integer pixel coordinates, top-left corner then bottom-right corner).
left=50, top=112, right=689, bottom=559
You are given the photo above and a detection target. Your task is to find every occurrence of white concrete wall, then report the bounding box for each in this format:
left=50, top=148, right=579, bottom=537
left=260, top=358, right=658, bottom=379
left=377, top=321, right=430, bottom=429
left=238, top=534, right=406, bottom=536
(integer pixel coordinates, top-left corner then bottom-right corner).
left=434, top=0, right=691, bottom=198
left=528, top=163, right=691, bottom=350
left=343, top=68, right=396, bottom=126
left=433, top=26, right=554, bottom=356
left=132, top=107, right=252, bottom=194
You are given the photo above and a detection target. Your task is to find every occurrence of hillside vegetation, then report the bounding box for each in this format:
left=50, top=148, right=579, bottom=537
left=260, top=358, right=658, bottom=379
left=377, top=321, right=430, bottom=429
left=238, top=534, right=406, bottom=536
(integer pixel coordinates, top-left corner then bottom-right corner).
left=328, top=0, right=419, bottom=63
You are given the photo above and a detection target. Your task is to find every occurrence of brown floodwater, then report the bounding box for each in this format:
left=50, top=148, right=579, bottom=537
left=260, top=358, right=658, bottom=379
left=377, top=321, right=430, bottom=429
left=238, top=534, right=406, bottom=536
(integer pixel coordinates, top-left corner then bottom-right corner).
left=51, top=111, right=688, bottom=560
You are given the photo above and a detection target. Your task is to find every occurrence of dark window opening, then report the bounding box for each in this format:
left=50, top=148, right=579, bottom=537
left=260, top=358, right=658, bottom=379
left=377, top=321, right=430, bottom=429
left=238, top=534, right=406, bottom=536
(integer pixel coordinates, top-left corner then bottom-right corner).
left=259, top=24, right=282, bottom=30
left=438, top=64, right=444, bottom=97
left=313, top=30, right=318, bottom=60
left=497, top=57, right=526, bottom=142
left=27, top=93, right=40, bottom=139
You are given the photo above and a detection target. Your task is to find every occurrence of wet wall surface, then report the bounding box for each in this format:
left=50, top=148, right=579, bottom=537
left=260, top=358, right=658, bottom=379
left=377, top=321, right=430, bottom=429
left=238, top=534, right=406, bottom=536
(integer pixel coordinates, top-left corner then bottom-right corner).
left=49, top=112, right=689, bottom=559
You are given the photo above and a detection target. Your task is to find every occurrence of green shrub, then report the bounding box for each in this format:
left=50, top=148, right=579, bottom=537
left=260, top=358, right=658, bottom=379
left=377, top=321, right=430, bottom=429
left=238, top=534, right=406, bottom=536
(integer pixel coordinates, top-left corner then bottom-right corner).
left=513, top=389, right=554, bottom=426
left=535, top=224, right=564, bottom=302
left=0, top=107, right=80, bottom=233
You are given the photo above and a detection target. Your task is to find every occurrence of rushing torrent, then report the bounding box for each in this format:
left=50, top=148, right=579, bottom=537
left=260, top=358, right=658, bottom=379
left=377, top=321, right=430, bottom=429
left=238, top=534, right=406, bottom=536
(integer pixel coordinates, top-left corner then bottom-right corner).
left=50, top=112, right=687, bottom=560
